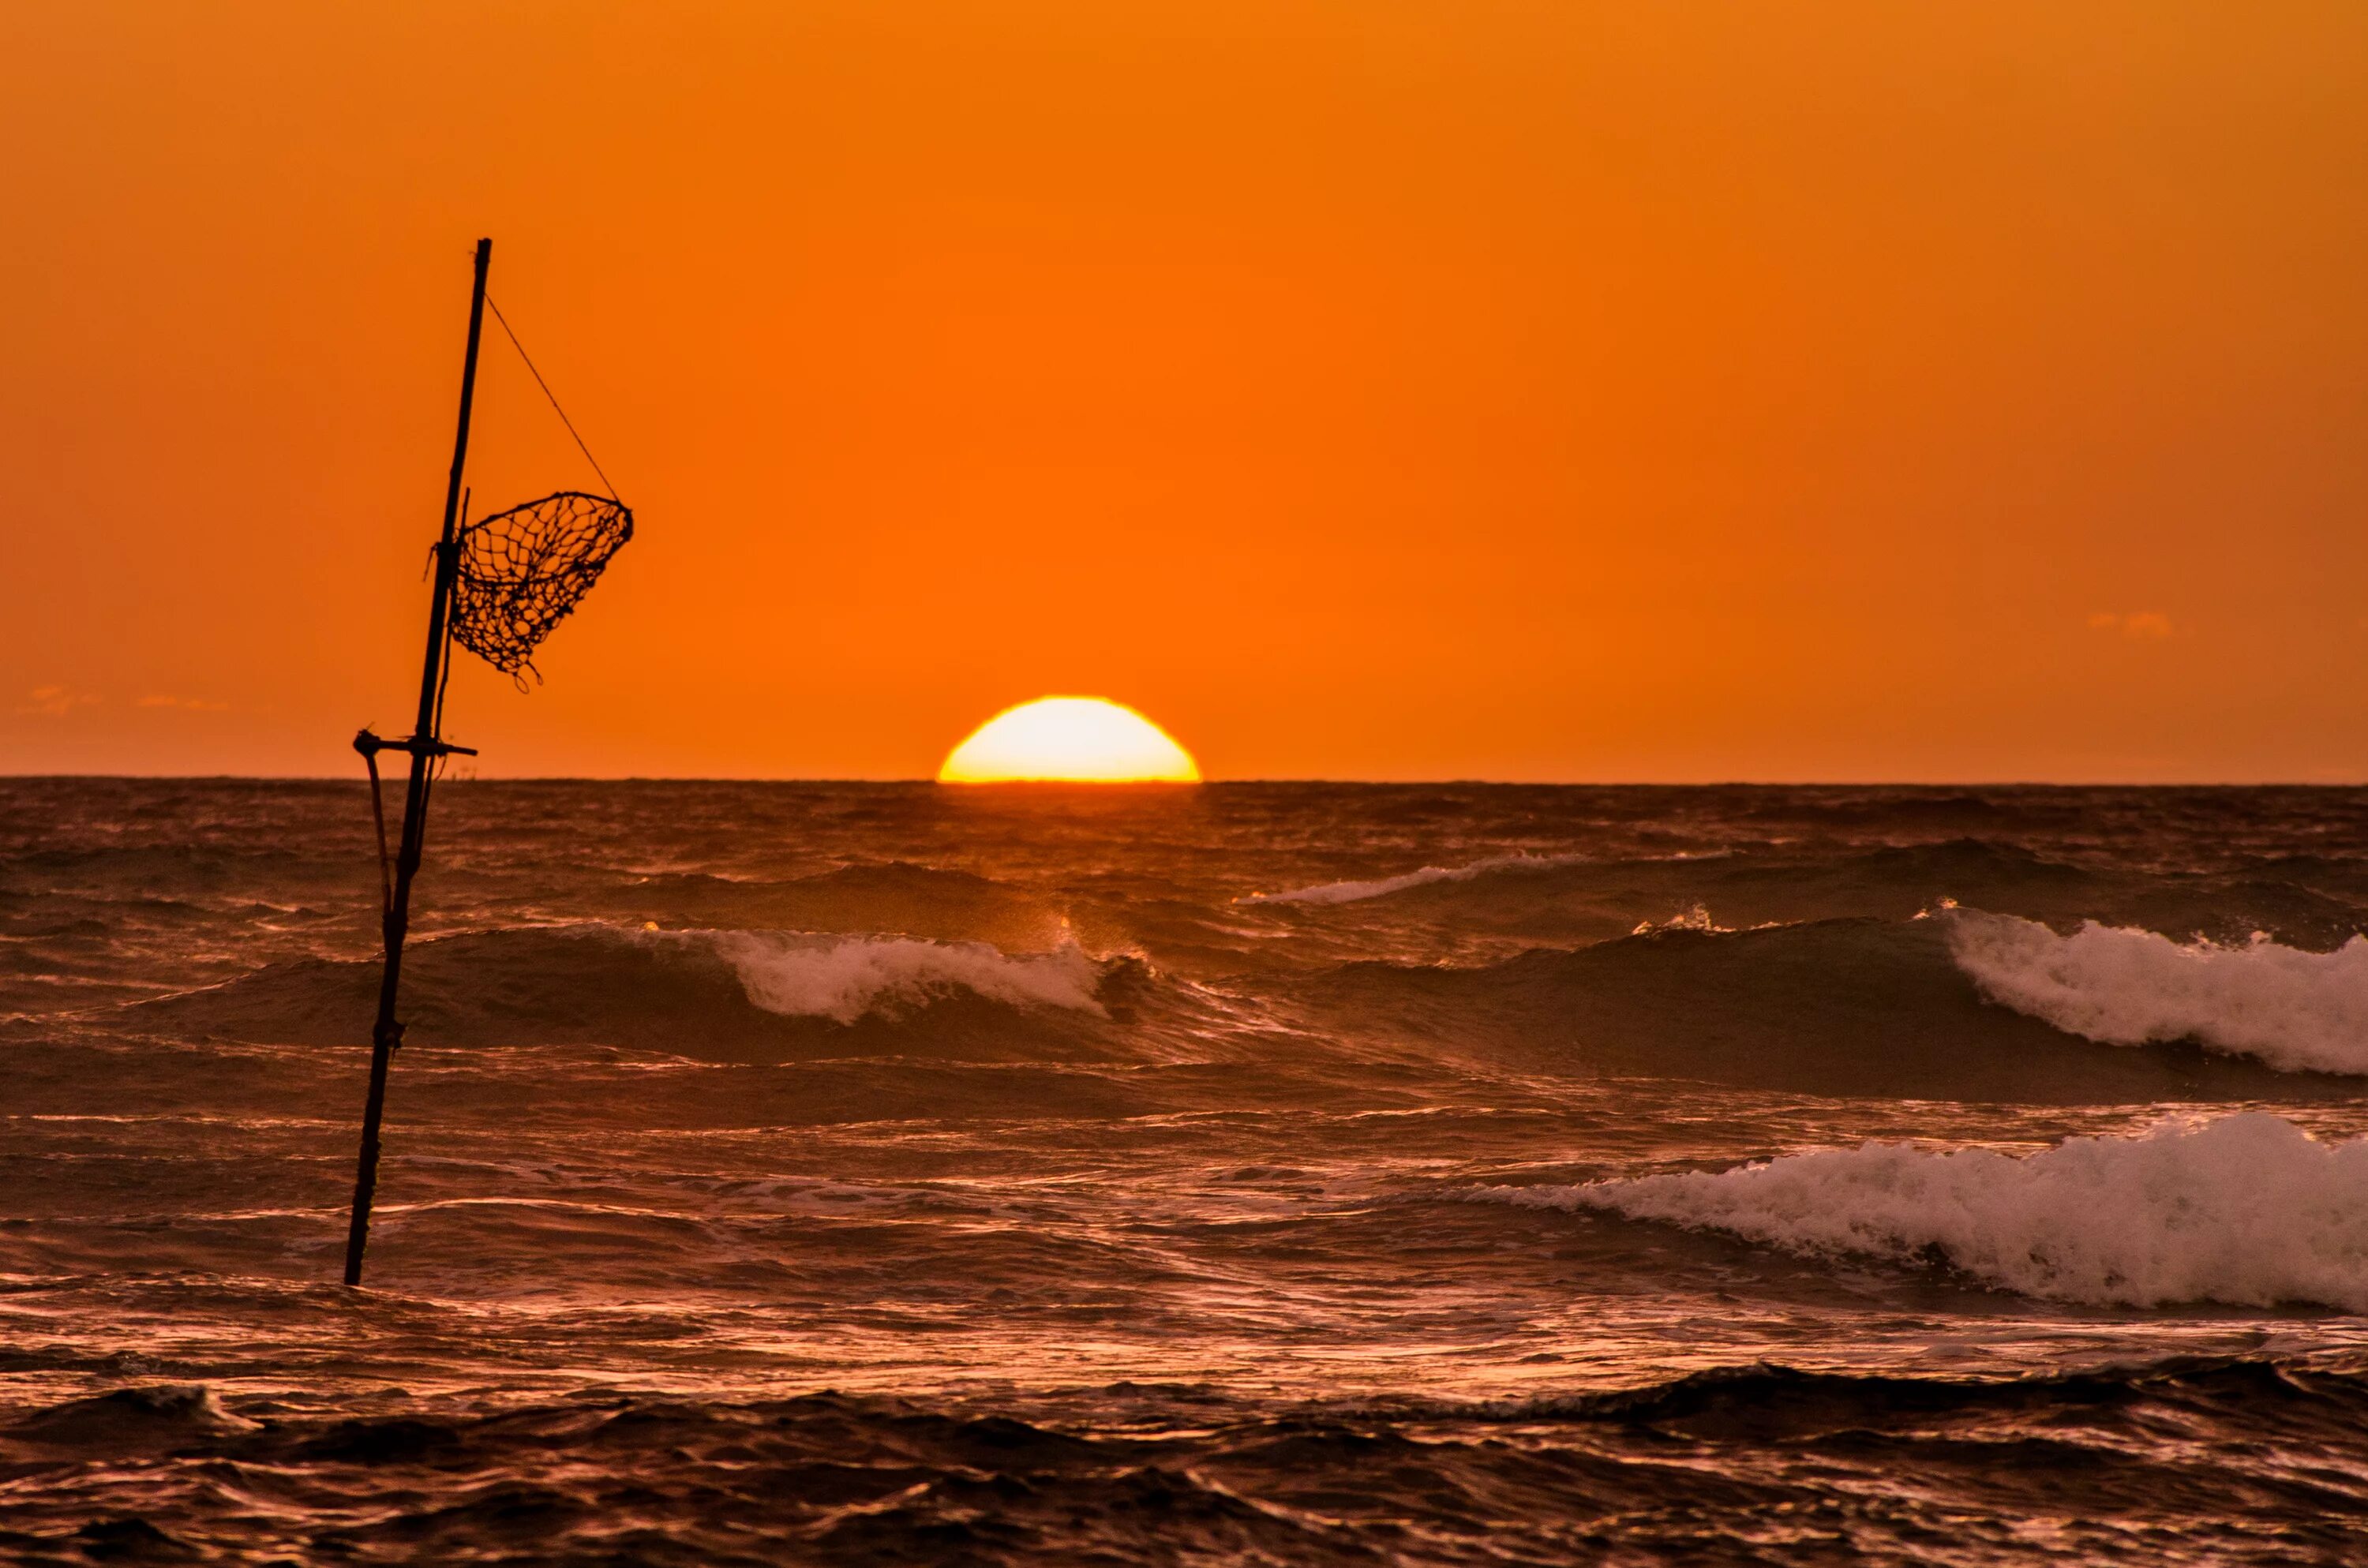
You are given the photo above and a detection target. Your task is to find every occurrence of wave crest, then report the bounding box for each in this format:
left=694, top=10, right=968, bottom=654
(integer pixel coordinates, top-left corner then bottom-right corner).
left=1946, top=910, right=2368, bottom=1075
left=1497, top=1113, right=2368, bottom=1310
left=693, top=930, right=1106, bottom=1024
left=137, top=922, right=1117, bottom=1055
left=1239, top=853, right=1591, bottom=906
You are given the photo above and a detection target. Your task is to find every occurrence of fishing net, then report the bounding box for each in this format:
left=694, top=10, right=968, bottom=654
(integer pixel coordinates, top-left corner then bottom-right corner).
left=449, top=491, right=634, bottom=681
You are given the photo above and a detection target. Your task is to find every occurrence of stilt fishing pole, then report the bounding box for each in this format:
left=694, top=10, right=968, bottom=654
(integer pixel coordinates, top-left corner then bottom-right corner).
left=343, top=238, right=635, bottom=1286
left=343, top=238, right=489, bottom=1287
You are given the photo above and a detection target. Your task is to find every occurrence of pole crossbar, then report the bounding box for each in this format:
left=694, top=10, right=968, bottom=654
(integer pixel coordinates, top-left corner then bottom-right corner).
left=342, top=237, right=493, bottom=1289
left=353, top=730, right=479, bottom=761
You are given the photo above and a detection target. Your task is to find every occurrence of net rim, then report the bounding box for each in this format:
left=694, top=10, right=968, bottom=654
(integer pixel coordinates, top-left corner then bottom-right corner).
left=458, top=489, right=635, bottom=553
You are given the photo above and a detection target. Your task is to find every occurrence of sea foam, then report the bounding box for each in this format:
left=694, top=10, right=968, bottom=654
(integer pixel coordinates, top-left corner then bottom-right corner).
left=695, top=931, right=1106, bottom=1024
left=1945, top=910, right=2368, bottom=1075
left=1242, top=852, right=1591, bottom=906
left=1496, top=1113, right=2368, bottom=1310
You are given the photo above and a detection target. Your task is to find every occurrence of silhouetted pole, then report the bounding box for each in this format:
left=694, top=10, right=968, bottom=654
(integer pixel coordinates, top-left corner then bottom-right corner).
left=343, top=238, right=492, bottom=1286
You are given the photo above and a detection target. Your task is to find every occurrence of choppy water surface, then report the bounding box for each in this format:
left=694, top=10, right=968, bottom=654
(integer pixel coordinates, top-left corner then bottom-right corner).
left=4, top=779, right=2368, bottom=1563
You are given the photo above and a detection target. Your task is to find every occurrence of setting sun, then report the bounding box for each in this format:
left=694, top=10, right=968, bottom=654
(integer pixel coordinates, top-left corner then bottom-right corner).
left=938, top=697, right=1200, bottom=783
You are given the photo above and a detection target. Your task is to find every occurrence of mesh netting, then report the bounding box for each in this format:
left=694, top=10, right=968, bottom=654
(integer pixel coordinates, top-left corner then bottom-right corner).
left=450, top=491, right=633, bottom=680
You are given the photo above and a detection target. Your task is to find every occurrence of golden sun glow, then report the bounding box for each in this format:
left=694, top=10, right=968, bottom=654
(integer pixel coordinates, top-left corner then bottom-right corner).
left=939, top=698, right=1201, bottom=784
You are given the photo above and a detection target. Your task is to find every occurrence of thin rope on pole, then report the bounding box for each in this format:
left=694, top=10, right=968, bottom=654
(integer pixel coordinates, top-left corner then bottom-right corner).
left=486, top=295, right=626, bottom=504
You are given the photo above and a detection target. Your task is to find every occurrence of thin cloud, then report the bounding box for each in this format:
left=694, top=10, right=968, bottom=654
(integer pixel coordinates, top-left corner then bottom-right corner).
left=15, top=685, right=100, bottom=717
left=2087, top=612, right=2174, bottom=640
left=137, top=694, right=230, bottom=712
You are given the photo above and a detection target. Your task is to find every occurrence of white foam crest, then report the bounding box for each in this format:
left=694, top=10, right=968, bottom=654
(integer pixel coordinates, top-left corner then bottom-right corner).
left=1630, top=903, right=1726, bottom=935
left=1241, top=852, right=1593, bottom=906
left=695, top=930, right=1106, bottom=1024
left=1497, top=1113, right=2368, bottom=1310
left=1944, top=910, right=2368, bottom=1075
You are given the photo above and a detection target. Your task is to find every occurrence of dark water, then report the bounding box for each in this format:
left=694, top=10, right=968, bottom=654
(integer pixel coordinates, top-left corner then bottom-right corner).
left=5, top=779, right=2368, bottom=1563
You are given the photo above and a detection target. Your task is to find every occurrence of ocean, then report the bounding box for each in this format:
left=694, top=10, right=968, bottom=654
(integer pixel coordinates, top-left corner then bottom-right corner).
left=4, top=778, right=2366, bottom=1563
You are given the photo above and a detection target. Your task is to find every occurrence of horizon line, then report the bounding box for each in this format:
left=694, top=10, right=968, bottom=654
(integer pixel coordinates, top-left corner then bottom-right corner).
left=3, top=773, right=2365, bottom=789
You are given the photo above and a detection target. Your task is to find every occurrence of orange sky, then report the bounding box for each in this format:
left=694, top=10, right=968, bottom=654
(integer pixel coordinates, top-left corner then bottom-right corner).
left=4, top=2, right=2364, bottom=781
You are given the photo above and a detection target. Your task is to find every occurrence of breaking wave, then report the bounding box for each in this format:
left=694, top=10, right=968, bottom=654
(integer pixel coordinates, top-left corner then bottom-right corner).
left=1947, top=910, right=2368, bottom=1075
left=692, top=930, right=1105, bottom=1024
left=135, top=922, right=1117, bottom=1056
left=1497, top=1113, right=2368, bottom=1311
left=1298, top=917, right=2331, bottom=1102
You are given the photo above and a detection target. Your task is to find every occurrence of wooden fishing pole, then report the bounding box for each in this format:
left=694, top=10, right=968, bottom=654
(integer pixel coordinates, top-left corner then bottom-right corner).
left=343, top=238, right=492, bottom=1286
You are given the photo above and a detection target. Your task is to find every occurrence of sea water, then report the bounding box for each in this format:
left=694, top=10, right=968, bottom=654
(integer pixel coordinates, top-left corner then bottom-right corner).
left=4, top=780, right=2366, bottom=1562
